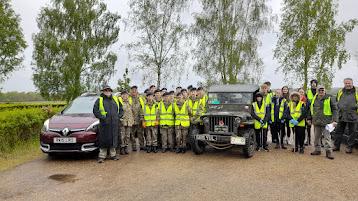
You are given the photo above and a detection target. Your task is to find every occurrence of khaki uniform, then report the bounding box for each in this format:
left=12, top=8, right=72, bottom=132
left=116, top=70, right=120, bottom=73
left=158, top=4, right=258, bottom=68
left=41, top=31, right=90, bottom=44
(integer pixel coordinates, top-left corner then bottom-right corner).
left=120, top=100, right=134, bottom=148
left=159, top=101, right=175, bottom=149
left=131, top=95, right=145, bottom=149
left=175, top=101, right=191, bottom=149
left=142, top=101, right=158, bottom=147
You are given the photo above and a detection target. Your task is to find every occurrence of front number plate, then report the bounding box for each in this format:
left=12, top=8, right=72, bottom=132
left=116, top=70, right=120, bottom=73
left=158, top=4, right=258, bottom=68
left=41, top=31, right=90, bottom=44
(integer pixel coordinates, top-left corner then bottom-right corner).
left=195, top=134, right=217, bottom=141
left=230, top=136, right=245, bottom=145
left=53, top=137, right=76, bottom=143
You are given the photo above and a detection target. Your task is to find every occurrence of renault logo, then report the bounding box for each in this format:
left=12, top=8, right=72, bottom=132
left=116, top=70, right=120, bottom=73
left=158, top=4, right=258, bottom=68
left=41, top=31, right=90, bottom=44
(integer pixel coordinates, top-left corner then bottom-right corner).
left=62, top=128, right=70, bottom=136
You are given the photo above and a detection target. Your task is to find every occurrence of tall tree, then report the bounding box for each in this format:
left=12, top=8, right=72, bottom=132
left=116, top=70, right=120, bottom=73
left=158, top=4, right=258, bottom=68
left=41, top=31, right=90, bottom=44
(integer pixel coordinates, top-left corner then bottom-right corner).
left=32, top=0, right=120, bottom=101
left=192, top=0, right=273, bottom=85
left=274, top=0, right=357, bottom=89
left=0, top=0, right=27, bottom=84
left=126, top=0, right=188, bottom=88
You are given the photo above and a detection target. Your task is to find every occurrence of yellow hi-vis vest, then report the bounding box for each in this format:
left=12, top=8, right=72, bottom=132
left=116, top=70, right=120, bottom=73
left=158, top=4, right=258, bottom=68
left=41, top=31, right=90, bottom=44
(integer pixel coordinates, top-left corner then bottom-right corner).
left=307, top=89, right=315, bottom=102
left=188, top=99, right=200, bottom=116
left=118, top=96, right=132, bottom=106
left=271, top=98, right=286, bottom=122
left=158, top=101, right=174, bottom=126
left=264, top=94, right=272, bottom=106
left=288, top=101, right=305, bottom=128
left=143, top=103, right=157, bottom=127
left=310, top=95, right=332, bottom=116
left=129, top=96, right=145, bottom=109
left=99, top=96, right=120, bottom=116
left=252, top=102, right=268, bottom=129
left=337, top=89, right=358, bottom=113
left=174, top=101, right=190, bottom=127
left=199, top=94, right=208, bottom=114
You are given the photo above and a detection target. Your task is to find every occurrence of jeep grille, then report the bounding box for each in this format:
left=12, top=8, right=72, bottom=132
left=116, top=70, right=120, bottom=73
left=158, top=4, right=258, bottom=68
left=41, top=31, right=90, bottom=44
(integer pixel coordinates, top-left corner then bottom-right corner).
left=209, top=116, right=235, bottom=133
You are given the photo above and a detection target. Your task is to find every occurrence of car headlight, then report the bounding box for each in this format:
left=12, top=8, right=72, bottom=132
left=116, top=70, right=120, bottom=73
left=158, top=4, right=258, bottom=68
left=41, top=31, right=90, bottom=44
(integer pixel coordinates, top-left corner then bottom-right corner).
left=234, top=117, right=241, bottom=126
left=202, top=117, right=209, bottom=125
left=86, top=120, right=100, bottom=132
left=41, top=119, right=50, bottom=132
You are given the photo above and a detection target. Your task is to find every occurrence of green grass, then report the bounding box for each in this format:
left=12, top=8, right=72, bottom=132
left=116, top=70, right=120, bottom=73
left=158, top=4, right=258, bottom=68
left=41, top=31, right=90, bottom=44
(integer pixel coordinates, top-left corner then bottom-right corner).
left=0, top=138, right=42, bottom=172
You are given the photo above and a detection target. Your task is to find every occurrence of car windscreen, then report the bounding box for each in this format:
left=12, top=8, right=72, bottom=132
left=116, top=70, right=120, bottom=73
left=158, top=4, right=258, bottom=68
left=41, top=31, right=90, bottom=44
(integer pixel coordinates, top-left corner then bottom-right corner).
left=208, top=92, right=252, bottom=105
left=62, top=96, right=98, bottom=114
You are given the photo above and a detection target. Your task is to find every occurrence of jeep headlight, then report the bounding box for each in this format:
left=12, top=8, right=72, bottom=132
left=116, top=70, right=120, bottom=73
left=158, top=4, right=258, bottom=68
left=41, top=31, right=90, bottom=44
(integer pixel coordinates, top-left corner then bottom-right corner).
left=41, top=119, right=50, bottom=132
left=86, top=120, right=100, bottom=132
left=234, top=117, right=241, bottom=126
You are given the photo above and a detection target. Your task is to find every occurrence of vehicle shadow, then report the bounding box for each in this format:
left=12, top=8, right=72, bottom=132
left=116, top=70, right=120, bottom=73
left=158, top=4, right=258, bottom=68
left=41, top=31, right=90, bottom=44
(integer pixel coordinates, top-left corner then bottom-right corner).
left=44, top=152, right=98, bottom=161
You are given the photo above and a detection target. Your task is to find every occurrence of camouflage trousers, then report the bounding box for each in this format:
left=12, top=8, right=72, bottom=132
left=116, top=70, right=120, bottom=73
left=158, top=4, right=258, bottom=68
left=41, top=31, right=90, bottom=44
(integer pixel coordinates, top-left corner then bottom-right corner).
left=146, top=126, right=158, bottom=147
left=175, top=126, right=188, bottom=148
left=120, top=126, right=134, bottom=148
left=99, top=148, right=116, bottom=159
left=313, top=125, right=333, bottom=152
left=132, top=124, right=145, bottom=149
left=160, top=126, right=174, bottom=149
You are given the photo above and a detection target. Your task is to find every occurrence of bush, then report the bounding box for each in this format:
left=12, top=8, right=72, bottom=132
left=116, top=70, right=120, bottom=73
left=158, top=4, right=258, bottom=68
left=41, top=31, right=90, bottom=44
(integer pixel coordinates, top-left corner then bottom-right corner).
left=0, top=102, right=66, bottom=111
left=0, top=107, right=62, bottom=154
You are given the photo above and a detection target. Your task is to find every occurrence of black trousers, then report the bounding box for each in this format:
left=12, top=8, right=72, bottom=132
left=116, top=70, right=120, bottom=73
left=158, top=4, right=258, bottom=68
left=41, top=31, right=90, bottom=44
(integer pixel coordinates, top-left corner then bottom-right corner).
left=306, top=123, right=311, bottom=144
left=334, top=121, right=357, bottom=148
left=285, top=120, right=291, bottom=138
left=255, top=128, right=268, bottom=148
left=270, top=122, right=279, bottom=143
left=294, top=126, right=306, bottom=148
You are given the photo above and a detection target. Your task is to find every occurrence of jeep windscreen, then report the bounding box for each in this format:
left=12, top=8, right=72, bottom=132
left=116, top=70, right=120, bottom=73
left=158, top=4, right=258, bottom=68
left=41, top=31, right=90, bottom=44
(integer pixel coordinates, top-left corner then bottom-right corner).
left=62, top=96, right=98, bottom=114
left=208, top=92, right=252, bottom=105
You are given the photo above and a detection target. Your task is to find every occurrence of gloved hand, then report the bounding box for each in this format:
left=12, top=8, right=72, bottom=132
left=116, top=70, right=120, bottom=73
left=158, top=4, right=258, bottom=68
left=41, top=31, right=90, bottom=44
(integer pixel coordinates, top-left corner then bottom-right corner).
left=260, top=119, right=264, bottom=124
left=289, top=119, right=296, bottom=125
left=268, top=120, right=272, bottom=124
left=292, top=119, right=299, bottom=126
left=280, top=119, right=285, bottom=124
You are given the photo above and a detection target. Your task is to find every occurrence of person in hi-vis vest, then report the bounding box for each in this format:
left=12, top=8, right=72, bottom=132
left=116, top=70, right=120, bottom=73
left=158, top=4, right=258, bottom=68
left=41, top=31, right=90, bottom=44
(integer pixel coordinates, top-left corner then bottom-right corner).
left=251, top=92, right=271, bottom=151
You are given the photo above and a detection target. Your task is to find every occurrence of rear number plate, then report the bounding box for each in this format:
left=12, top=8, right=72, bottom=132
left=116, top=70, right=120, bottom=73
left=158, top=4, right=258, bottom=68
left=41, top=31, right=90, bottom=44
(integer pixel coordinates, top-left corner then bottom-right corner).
left=53, top=137, right=76, bottom=143
left=230, top=136, right=245, bottom=145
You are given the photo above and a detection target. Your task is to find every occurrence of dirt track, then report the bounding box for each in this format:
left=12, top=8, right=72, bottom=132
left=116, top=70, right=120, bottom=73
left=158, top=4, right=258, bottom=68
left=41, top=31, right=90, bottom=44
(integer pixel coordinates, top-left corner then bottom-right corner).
left=0, top=146, right=357, bottom=201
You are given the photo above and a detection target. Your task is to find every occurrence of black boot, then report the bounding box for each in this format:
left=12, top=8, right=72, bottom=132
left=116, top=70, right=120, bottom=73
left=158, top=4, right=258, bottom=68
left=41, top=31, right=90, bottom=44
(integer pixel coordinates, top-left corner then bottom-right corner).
left=299, top=147, right=304, bottom=154
left=124, top=147, right=129, bottom=154
left=153, top=146, right=158, bottom=153
left=333, top=146, right=340, bottom=152
left=326, top=151, right=334, bottom=160
left=281, top=145, right=287, bottom=149
left=162, top=148, right=167, bottom=153
left=147, top=146, right=152, bottom=153
left=310, top=150, right=321, bottom=155
left=182, top=147, right=186, bottom=153
left=132, top=145, right=137, bottom=152
left=346, top=147, right=353, bottom=154
left=120, top=147, right=125, bottom=155
left=176, top=148, right=181, bottom=153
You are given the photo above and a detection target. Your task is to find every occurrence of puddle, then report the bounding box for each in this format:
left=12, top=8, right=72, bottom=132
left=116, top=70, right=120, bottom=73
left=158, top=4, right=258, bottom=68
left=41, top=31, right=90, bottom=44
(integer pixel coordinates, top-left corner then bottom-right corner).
left=48, top=174, right=78, bottom=183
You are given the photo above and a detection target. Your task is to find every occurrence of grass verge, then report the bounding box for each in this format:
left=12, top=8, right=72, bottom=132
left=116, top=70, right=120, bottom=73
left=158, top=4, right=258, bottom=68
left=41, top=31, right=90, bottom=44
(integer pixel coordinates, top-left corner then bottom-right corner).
left=0, top=138, right=42, bottom=172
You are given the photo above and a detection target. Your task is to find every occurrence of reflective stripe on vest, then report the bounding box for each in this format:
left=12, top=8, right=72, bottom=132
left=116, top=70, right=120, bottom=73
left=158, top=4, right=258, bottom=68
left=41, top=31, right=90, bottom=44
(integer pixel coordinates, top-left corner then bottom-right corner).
left=158, top=101, right=174, bottom=126
left=188, top=99, right=200, bottom=116
left=118, top=96, right=132, bottom=106
left=289, top=101, right=305, bottom=128
left=174, top=101, right=190, bottom=127
left=337, top=89, right=358, bottom=113
left=310, top=95, right=332, bottom=116
left=99, top=96, right=120, bottom=116
left=143, top=103, right=157, bottom=127
left=253, top=102, right=268, bottom=129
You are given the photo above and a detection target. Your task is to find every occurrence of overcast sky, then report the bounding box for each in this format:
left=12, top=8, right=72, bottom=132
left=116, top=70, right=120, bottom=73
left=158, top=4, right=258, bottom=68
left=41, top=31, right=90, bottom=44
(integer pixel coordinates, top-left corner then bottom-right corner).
left=2, top=0, right=358, bottom=92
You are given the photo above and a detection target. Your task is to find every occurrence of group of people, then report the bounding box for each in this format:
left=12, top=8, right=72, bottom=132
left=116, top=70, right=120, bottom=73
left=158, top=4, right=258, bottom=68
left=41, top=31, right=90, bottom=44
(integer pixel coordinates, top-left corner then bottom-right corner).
left=251, top=78, right=358, bottom=160
left=93, top=84, right=207, bottom=163
left=93, top=78, right=358, bottom=163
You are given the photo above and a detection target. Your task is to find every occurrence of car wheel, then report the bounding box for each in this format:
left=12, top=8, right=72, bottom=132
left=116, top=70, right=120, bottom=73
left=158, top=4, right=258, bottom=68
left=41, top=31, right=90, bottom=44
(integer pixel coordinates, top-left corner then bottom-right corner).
left=243, top=128, right=255, bottom=158
left=190, top=126, right=205, bottom=155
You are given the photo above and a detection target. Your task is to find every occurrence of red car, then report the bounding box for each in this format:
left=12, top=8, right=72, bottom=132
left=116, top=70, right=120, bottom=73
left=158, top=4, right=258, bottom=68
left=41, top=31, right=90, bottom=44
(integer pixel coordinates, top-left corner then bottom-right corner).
left=40, top=93, right=100, bottom=155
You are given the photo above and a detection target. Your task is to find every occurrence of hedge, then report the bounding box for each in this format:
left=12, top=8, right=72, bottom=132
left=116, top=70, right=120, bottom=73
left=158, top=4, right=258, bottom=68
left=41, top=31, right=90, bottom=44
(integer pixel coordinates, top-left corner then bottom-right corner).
left=0, top=107, right=63, bottom=154
left=0, top=102, right=66, bottom=111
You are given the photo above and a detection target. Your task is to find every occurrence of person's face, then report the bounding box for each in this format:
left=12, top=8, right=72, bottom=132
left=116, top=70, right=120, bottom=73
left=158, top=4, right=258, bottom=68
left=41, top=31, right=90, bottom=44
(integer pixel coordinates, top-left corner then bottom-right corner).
left=299, top=89, right=305, bottom=97
left=176, top=88, right=181, bottom=93
left=292, top=95, right=299, bottom=102
left=311, top=82, right=317, bottom=89
left=183, top=91, right=188, bottom=98
left=318, top=88, right=325, bottom=96
left=163, top=95, right=170, bottom=102
left=147, top=95, right=154, bottom=102
left=261, top=86, right=268, bottom=94
left=122, top=94, right=129, bottom=101
left=256, top=97, right=262, bottom=102
left=282, top=87, right=288, bottom=94
left=344, top=79, right=353, bottom=89
left=191, top=91, right=197, bottom=98
left=155, top=92, right=161, bottom=100
left=275, top=90, right=282, bottom=97
left=103, top=89, right=112, bottom=97
left=150, top=87, right=156, bottom=93
left=130, top=88, right=137, bottom=96
left=177, top=95, right=183, bottom=102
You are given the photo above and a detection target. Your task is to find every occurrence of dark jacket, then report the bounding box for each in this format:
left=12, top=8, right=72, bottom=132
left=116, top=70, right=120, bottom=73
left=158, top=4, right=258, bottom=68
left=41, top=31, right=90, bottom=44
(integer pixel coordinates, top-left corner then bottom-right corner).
left=286, top=100, right=307, bottom=123
left=251, top=101, right=271, bottom=123
left=307, top=94, right=338, bottom=126
left=337, top=87, right=358, bottom=122
left=93, top=94, right=124, bottom=148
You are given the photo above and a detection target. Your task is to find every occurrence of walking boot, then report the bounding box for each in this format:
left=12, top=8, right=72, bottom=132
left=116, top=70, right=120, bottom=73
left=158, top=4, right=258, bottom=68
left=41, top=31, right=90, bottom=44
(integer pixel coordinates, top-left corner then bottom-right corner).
left=299, top=147, right=304, bottom=154
left=275, top=143, right=280, bottom=149
left=132, top=146, right=137, bottom=152
left=263, top=146, right=269, bottom=152
left=124, top=147, right=129, bottom=154
left=147, top=146, right=152, bottom=153
left=182, top=147, right=186, bottom=153
left=292, top=147, right=298, bottom=152
left=281, top=145, right=287, bottom=149
left=310, top=150, right=321, bottom=155
left=110, top=155, right=119, bottom=161
left=153, top=146, right=158, bottom=153
left=332, top=146, right=340, bottom=152
left=176, top=148, right=181, bottom=153
left=120, top=147, right=125, bottom=155
left=97, top=158, right=105, bottom=163
left=346, top=147, right=353, bottom=154
left=326, top=151, right=334, bottom=160
left=162, top=148, right=167, bottom=153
